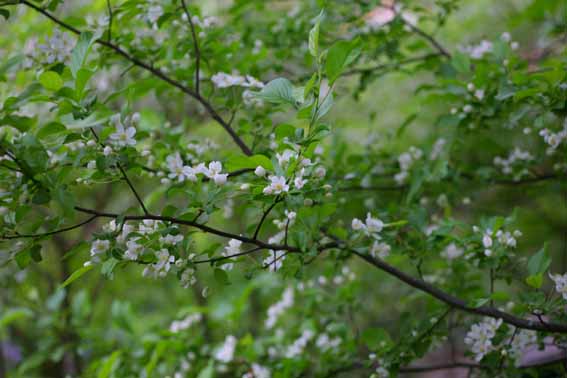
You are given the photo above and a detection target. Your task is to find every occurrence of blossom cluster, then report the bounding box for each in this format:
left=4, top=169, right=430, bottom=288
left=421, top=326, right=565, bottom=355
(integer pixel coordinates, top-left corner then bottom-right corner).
left=394, top=146, right=423, bottom=184
left=265, top=287, right=294, bottom=329
left=88, top=219, right=196, bottom=287
left=540, top=119, right=567, bottom=154
left=493, top=148, right=533, bottom=178
left=549, top=272, right=567, bottom=300
left=474, top=225, right=521, bottom=257
left=24, top=30, right=74, bottom=67
left=464, top=318, right=503, bottom=361
left=163, top=154, right=228, bottom=185
left=169, top=313, right=202, bottom=333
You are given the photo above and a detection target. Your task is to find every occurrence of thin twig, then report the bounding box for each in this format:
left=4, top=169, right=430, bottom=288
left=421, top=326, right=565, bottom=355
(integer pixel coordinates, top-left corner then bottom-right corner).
left=180, top=0, right=201, bottom=94
left=1, top=215, right=98, bottom=240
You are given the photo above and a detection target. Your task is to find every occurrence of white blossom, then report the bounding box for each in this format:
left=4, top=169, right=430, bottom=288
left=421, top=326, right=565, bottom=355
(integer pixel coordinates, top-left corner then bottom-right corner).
left=441, top=243, right=464, bottom=260
left=464, top=318, right=502, bottom=361
left=370, top=241, right=391, bottom=259
left=214, top=335, right=237, bottom=363
left=90, top=239, right=110, bottom=257
left=263, top=176, right=289, bottom=195
left=265, top=287, right=294, bottom=329
left=109, top=114, right=137, bottom=147
left=255, top=165, right=267, bottom=177
left=550, top=273, right=567, bottom=300
left=125, top=238, right=143, bottom=260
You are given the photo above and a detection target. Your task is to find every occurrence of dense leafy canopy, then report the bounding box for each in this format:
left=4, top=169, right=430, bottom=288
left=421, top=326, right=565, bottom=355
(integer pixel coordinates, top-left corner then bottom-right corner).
left=0, top=0, right=566, bottom=377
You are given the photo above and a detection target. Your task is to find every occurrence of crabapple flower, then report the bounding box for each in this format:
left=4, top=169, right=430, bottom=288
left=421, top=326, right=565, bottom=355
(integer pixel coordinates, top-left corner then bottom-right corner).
left=221, top=239, right=242, bottom=271
left=103, top=146, right=113, bottom=156
left=109, top=114, right=137, bottom=147
left=441, top=243, right=464, bottom=260
left=125, top=239, right=143, bottom=260
left=242, top=364, right=271, bottom=378
left=265, top=287, right=294, bottom=329
left=160, top=234, right=184, bottom=245
left=90, top=239, right=110, bottom=257
left=294, top=177, right=307, bottom=189
left=276, top=149, right=296, bottom=167
left=166, top=153, right=196, bottom=182
left=314, top=166, right=326, bottom=178
left=225, top=239, right=242, bottom=256
left=549, top=273, right=567, bottom=300
left=264, top=250, right=286, bottom=272
left=352, top=218, right=365, bottom=231
left=145, top=249, right=175, bottom=278
left=370, top=241, right=391, bottom=259
left=255, top=165, right=267, bottom=177
left=263, top=176, right=289, bottom=195
left=464, top=318, right=502, bottom=361
left=205, top=161, right=228, bottom=185
left=214, top=335, right=237, bottom=363
left=365, top=213, right=384, bottom=233
left=285, top=329, right=314, bottom=358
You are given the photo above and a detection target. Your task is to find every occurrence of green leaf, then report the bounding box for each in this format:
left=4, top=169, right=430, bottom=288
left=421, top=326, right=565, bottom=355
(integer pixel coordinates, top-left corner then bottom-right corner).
left=97, top=350, right=122, bottom=378
left=225, top=154, right=273, bottom=171
left=60, top=264, right=95, bottom=288
left=254, top=78, right=296, bottom=105
left=60, top=111, right=110, bottom=129
left=526, top=274, right=543, bottom=289
left=0, top=308, right=33, bottom=331
left=308, top=10, right=325, bottom=58
left=39, top=71, right=64, bottom=91
left=214, top=268, right=230, bottom=285
left=70, top=31, right=97, bottom=78
left=197, top=361, right=215, bottom=378
left=361, top=327, right=392, bottom=350
left=468, top=297, right=490, bottom=308
left=0, top=8, right=9, bottom=20
left=37, top=121, right=67, bottom=140
left=451, top=51, right=471, bottom=74
left=325, top=39, right=360, bottom=84
left=15, top=244, right=41, bottom=269
left=527, top=244, right=551, bottom=276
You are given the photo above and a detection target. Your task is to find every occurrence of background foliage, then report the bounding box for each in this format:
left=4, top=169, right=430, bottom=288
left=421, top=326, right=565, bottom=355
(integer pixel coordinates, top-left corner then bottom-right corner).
left=0, top=0, right=566, bottom=377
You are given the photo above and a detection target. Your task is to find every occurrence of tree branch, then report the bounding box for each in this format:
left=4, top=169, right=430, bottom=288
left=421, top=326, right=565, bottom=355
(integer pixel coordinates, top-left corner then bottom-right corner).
left=344, top=53, right=442, bottom=76
left=18, top=0, right=252, bottom=156
left=351, top=249, right=567, bottom=333
left=1, top=215, right=98, bottom=240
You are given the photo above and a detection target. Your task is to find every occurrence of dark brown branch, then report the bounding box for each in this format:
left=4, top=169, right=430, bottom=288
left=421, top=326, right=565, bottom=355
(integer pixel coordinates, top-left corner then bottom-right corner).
left=18, top=0, right=252, bottom=156
left=193, top=246, right=263, bottom=264
left=399, top=18, right=451, bottom=58
left=73, top=206, right=306, bottom=252
left=180, top=0, right=201, bottom=95
left=253, top=197, right=281, bottom=240
left=351, top=249, right=567, bottom=333
left=1, top=215, right=98, bottom=240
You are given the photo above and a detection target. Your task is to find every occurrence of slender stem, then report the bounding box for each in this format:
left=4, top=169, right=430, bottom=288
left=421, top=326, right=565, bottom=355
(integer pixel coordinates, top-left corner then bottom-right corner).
left=344, top=53, right=442, bottom=76
left=180, top=0, right=201, bottom=95
left=253, top=197, right=281, bottom=240
left=105, top=0, right=113, bottom=43
left=89, top=127, right=149, bottom=215
left=193, top=246, right=263, bottom=264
